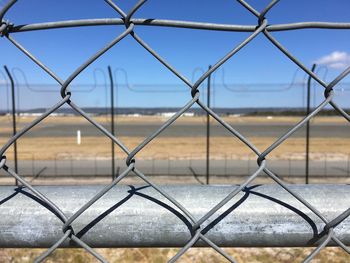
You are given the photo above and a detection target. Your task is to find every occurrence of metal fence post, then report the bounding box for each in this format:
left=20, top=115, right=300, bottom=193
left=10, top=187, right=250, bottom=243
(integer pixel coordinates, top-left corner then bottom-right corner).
left=206, top=65, right=212, bottom=185
left=108, top=66, right=116, bottom=181
left=4, top=65, right=18, bottom=186
left=305, top=64, right=316, bottom=184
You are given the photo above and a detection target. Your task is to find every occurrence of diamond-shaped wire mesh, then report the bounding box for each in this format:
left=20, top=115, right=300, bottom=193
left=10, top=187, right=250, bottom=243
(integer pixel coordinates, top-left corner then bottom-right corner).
left=1, top=0, right=350, bottom=262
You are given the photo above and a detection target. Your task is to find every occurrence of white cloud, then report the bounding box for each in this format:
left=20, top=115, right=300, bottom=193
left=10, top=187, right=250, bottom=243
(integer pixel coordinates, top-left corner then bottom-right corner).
left=315, top=51, right=350, bottom=69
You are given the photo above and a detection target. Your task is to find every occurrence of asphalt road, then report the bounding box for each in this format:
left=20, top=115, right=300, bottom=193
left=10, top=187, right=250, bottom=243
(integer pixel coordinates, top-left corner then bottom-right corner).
left=0, top=122, right=349, bottom=138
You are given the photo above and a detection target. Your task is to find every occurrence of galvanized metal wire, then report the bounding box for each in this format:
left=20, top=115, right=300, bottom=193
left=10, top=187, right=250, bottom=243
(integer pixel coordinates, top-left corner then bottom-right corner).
left=1, top=0, right=350, bottom=262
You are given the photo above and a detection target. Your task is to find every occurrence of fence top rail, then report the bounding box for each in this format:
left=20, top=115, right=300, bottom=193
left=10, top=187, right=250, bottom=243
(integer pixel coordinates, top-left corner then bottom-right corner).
left=8, top=19, right=350, bottom=33
left=0, top=184, right=349, bottom=248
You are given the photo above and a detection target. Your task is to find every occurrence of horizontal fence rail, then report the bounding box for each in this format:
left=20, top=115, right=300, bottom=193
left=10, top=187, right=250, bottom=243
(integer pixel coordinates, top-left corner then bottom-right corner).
left=1, top=185, right=350, bottom=248
left=1, top=0, right=350, bottom=262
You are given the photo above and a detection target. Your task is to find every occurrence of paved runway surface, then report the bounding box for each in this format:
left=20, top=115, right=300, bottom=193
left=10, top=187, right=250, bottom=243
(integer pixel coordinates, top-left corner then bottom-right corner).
left=0, top=122, right=349, bottom=138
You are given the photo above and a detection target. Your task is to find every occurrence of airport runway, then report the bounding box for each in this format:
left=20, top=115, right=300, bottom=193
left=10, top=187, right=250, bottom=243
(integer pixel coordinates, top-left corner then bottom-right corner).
left=0, top=122, right=349, bottom=138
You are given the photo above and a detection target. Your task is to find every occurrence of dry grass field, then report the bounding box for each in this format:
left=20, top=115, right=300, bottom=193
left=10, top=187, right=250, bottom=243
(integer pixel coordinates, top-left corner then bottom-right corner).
left=0, top=247, right=349, bottom=263
left=0, top=136, right=348, bottom=161
left=1, top=115, right=349, bottom=161
left=0, top=114, right=348, bottom=125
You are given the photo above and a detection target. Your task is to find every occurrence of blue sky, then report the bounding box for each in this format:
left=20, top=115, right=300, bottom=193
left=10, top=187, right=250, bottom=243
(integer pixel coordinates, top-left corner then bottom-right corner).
left=0, top=0, right=350, bottom=110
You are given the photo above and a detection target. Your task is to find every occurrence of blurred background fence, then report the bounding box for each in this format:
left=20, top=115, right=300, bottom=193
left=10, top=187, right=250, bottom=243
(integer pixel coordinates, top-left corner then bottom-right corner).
left=1, top=151, right=350, bottom=180
left=1, top=66, right=350, bottom=184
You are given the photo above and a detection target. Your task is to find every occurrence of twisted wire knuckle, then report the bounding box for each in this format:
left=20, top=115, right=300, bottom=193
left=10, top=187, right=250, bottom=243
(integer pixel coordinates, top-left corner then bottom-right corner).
left=0, top=20, right=11, bottom=37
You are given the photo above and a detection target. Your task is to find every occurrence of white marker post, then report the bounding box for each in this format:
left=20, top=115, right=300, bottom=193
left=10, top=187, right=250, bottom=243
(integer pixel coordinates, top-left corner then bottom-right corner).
left=77, top=130, right=81, bottom=145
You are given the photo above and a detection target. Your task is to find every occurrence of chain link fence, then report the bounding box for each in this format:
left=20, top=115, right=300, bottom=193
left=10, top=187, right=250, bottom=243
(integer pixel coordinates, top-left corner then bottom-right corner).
left=1, top=0, right=350, bottom=262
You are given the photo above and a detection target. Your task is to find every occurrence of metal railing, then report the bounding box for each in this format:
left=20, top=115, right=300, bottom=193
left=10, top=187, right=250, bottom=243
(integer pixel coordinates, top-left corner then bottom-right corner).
left=1, top=0, right=350, bottom=262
